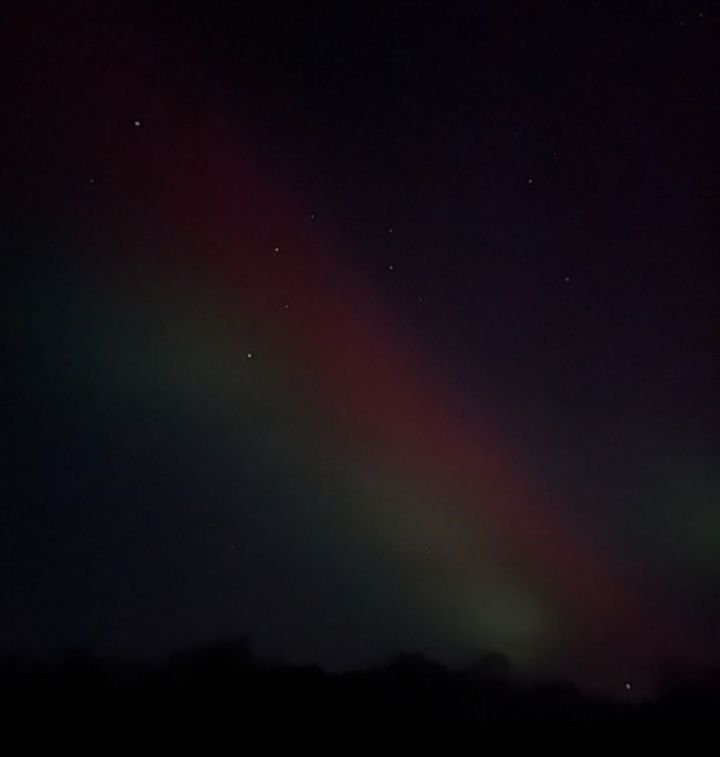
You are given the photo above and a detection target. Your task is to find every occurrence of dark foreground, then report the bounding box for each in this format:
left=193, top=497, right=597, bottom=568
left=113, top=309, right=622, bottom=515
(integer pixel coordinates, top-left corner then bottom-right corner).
left=2, top=641, right=718, bottom=741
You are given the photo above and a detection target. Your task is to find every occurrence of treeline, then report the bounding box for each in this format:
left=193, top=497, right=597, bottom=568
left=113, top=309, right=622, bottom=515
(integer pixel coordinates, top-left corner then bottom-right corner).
left=1, top=638, right=718, bottom=737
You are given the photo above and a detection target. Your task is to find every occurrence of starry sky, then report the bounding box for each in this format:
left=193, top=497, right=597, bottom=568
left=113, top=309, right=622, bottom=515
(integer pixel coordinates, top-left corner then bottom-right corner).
left=1, top=1, right=718, bottom=694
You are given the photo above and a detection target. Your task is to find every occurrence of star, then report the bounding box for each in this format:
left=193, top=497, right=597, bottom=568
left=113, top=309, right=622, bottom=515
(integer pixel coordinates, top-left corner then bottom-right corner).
left=387, top=227, right=394, bottom=234
left=564, top=276, right=571, bottom=284
left=527, top=178, right=534, bottom=185
left=133, top=119, right=141, bottom=127
left=624, top=682, right=632, bottom=692
left=283, top=303, right=290, bottom=310
left=88, top=177, right=96, bottom=184
left=388, top=264, right=394, bottom=271
left=274, top=246, right=280, bottom=253
left=246, top=352, right=253, bottom=359
left=309, top=213, right=316, bottom=220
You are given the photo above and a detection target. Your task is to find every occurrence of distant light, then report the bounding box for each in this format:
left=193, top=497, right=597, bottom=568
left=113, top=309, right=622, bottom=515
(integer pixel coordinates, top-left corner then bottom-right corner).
left=387, top=227, right=393, bottom=234
left=310, top=213, right=316, bottom=220
left=274, top=246, right=280, bottom=253
left=89, top=178, right=96, bottom=184
left=528, top=178, right=534, bottom=184
left=133, top=120, right=141, bottom=127
left=625, top=682, right=632, bottom=692
left=246, top=352, right=253, bottom=359
left=388, top=264, right=394, bottom=271
left=564, top=276, right=571, bottom=284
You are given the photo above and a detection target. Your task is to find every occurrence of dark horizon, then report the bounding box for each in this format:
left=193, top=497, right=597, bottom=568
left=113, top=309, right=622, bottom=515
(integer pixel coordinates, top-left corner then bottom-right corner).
left=4, top=635, right=720, bottom=734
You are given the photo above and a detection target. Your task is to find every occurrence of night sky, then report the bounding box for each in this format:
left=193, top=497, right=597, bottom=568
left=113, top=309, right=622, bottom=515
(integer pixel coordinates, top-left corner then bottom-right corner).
left=2, top=1, right=718, bottom=695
